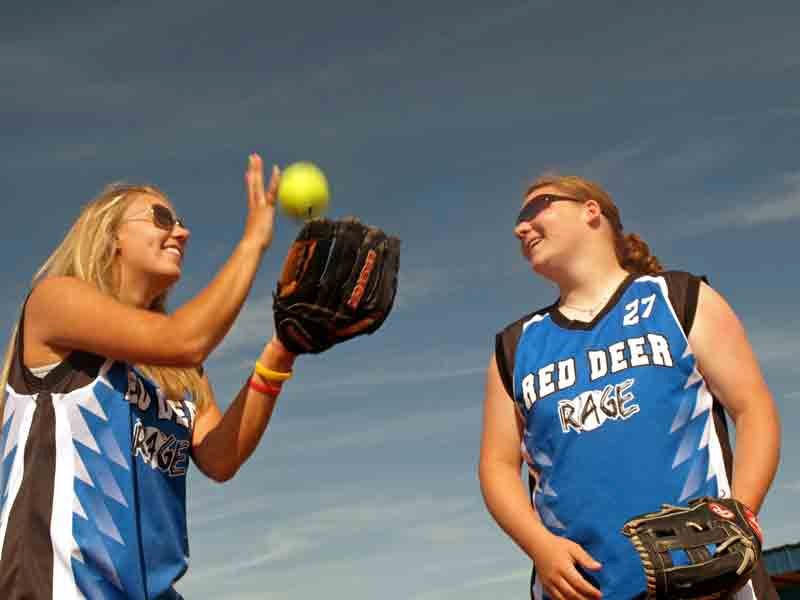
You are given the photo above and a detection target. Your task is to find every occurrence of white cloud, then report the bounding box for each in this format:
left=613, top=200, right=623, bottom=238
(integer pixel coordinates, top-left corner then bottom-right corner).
left=574, top=141, right=652, bottom=181
left=717, top=196, right=800, bottom=228
left=396, top=259, right=519, bottom=310
left=462, top=569, right=530, bottom=589
left=287, top=343, right=488, bottom=394
left=187, top=403, right=482, bottom=523
left=191, top=536, right=316, bottom=579
left=395, top=266, right=446, bottom=309
left=570, top=137, right=737, bottom=185
left=658, top=139, right=737, bottom=177
left=268, top=403, right=478, bottom=457
left=300, top=363, right=484, bottom=391
left=179, top=486, right=532, bottom=600
left=414, top=567, right=530, bottom=600
left=678, top=174, right=800, bottom=237
left=417, top=554, right=514, bottom=577
left=190, top=492, right=292, bottom=528
left=188, top=492, right=477, bottom=580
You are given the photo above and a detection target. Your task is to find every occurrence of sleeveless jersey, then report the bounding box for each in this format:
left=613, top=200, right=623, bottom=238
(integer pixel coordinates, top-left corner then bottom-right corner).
left=0, top=307, right=196, bottom=599
left=495, top=272, right=772, bottom=600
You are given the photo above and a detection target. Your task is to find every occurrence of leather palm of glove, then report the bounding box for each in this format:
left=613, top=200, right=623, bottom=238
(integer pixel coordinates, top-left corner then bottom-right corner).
left=273, top=217, right=400, bottom=354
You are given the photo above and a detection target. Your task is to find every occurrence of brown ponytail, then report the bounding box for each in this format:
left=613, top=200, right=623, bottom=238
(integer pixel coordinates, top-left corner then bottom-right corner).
left=618, top=232, right=662, bottom=275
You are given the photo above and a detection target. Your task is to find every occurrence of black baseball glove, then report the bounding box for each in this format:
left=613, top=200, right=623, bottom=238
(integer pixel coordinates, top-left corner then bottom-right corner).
left=273, top=217, right=400, bottom=354
left=622, top=497, right=763, bottom=599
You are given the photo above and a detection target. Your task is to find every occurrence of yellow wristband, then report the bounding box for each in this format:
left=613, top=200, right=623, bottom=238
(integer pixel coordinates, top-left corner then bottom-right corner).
left=254, top=360, right=292, bottom=382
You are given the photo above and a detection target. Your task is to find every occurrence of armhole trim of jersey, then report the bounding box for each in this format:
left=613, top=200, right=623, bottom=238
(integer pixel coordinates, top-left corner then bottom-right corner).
left=684, top=274, right=708, bottom=337
left=494, top=333, right=514, bottom=400
left=495, top=304, right=555, bottom=401
left=653, top=270, right=707, bottom=338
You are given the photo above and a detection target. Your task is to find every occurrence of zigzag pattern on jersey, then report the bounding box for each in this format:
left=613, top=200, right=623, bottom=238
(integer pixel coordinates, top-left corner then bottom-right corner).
left=518, top=312, right=569, bottom=532
left=533, top=450, right=567, bottom=529
left=669, top=346, right=721, bottom=502
left=523, top=441, right=566, bottom=531
left=0, top=391, right=26, bottom=512
left=67, top=363, right=143, bottom=597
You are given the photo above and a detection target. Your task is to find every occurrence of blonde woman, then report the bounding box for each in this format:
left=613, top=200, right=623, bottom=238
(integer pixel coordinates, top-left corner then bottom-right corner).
left=479, top=175, right=780, bottom=600
left=0, top=154, right=297, bottom=599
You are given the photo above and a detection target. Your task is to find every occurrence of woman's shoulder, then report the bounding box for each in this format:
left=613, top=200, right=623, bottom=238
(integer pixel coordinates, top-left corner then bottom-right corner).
left=29, top=275, right=98, bottom=301
left=497, top=302, right=558, bottom=339
left=495, top=302, right=557, bottom=370
left=633, top=270, right=709, bottom=335
left=26, top=276, right=107, bottom=323
left=632, top=269, right=707, bottom=286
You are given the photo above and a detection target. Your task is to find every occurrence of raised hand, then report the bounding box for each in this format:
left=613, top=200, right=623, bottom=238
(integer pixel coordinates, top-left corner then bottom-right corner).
left=243, top=153, right=280, bottom=251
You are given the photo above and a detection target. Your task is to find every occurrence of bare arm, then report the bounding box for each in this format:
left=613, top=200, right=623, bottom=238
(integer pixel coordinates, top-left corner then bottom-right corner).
left=191, top=337, right=296, bottom=482
left=478, top=354, right=601, bottom=600
left=689, top=282, right=781, bottom=512
left=26, top=154, right=279, bottom=368
left=479, top=354, right=543, bottom=554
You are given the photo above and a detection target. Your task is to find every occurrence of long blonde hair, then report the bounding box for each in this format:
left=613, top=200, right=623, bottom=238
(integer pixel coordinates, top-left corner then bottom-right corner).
left=1, top=183, right=208, bottom=416
left=526, top=173, right=663, bottom=274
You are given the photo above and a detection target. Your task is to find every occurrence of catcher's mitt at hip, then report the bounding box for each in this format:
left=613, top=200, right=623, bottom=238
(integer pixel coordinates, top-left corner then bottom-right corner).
left=273, top=217, right=401, bottom=354
left=622, top=496, right=763, bottom=600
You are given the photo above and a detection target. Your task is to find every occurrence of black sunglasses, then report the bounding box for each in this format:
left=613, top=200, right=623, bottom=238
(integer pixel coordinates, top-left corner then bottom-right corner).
left=123, top=204, right=186, bottom=231
left=515, top=194, right=581, bottom=225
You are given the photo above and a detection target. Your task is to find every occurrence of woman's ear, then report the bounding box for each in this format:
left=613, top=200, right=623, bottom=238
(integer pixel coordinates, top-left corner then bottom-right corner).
left=583, top=199, right=603, bottom=224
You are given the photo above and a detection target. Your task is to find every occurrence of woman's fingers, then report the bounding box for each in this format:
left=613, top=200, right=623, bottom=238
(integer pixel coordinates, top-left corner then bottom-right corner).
left=240, top=153, right=279, bottom=250
left=548, top=585, right=567, bottom=600
left=265, top=165, right=280, bottom=207
left=563, top=568, right=602, bottom=599
left=571, top=543, right=602, bottom=572
left=567, top=544, right=602, bottom=599
left=248, top=153, right=265, bottom=205
left=555, top=576, right=583, bottom=600
left=246, top=154, right=279, bottom=210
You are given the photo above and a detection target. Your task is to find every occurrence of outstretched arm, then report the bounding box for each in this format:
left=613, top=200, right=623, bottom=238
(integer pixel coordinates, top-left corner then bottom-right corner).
left=26, top=154, right=279, bottom=368
left=690, top=282, right=781, bottom=512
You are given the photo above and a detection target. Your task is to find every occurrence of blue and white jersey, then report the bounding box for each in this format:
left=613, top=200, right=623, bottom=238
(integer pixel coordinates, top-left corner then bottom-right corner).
left=0, top=311, right=196, bottom=599
left=496, top=272, right=762, bottom=600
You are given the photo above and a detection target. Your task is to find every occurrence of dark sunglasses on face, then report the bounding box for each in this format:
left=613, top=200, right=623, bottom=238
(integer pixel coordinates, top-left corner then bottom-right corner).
left=123, top=204, right=186, bottom=231
left=515, top=194, right=582, bottom=226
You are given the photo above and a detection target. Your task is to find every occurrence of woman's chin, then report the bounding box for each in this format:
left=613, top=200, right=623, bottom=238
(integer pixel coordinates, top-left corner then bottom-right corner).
left=531, top=256, right=560, bottom=280
left=151, top=267, right=181, bottom=289
left=529, top=253, right=550, bottom=273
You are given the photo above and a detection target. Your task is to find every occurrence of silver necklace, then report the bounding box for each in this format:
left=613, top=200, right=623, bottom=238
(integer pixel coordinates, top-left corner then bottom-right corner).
left=559, top=290, right=614, bottom=316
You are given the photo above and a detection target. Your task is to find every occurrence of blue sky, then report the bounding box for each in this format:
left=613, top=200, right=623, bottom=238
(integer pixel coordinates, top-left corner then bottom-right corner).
left=2, top=1, right=799, bottom=598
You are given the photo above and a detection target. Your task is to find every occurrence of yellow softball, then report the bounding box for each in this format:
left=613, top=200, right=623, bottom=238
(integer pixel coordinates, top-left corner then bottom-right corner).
left=277, top=162, right=330, bottom=220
